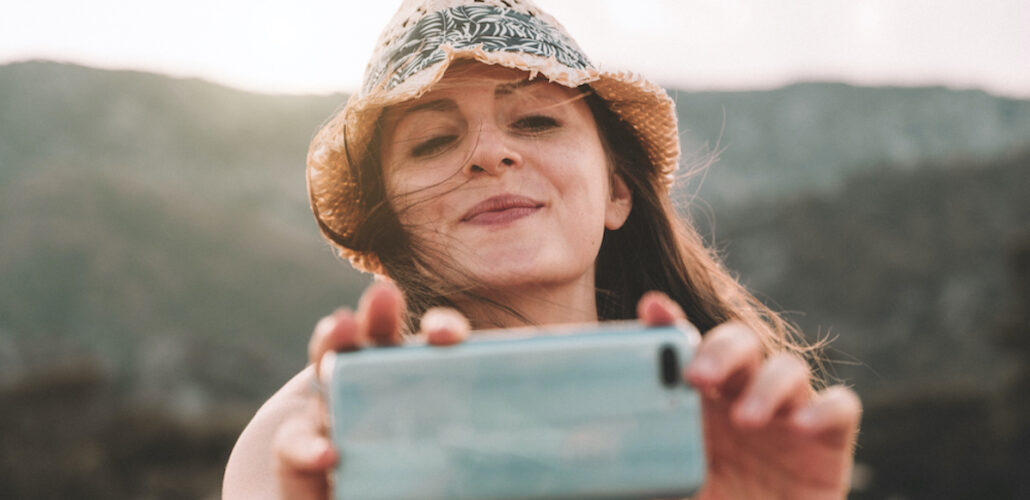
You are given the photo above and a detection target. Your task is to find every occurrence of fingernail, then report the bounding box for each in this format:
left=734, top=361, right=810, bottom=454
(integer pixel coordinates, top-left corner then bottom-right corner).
left=793, top=407, right=816, bottom=430
left=314, top=315, right=335, bottom=335
left=421, top=310, right=452, bottom=332
left=689, top=356, right=717, bottom=380
left=423, top=308, right=468, bottom=334
left=737, top=397, right=766, bottom=424
left=306, top=438, right=330, bottom=461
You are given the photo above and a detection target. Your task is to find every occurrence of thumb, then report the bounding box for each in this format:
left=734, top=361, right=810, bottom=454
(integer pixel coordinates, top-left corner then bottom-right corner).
left=636, top=291, right=687, bottom=326
left=275, top=409, right=337, bottom=499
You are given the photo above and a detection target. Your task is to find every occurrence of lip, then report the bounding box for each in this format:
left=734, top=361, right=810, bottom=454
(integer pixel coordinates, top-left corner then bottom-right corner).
left=461, top=194, right=544, bottom=225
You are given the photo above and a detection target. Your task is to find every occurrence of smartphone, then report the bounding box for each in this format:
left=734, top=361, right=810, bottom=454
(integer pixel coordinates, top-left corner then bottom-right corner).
left=320, top=321, right=706, bottom=500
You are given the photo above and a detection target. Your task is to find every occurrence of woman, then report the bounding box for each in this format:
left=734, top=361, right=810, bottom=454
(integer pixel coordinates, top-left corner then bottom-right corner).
left=224, top=0, right=861, bottom=498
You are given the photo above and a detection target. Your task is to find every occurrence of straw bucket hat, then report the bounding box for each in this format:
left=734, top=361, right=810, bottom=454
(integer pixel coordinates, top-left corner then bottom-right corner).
left=307, top=0, right=680, bottom=275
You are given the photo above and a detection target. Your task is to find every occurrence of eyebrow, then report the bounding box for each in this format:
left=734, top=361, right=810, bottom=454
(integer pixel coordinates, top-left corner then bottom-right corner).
left=495, top=78, right=543, bottom=96
left=405, top=98, right=458, bottom=114
left=393, top=79, right=546, bottom=119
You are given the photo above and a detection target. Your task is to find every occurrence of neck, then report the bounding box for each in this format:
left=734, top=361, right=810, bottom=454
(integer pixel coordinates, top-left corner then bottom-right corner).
left=457, top=278, right=599, bottom=330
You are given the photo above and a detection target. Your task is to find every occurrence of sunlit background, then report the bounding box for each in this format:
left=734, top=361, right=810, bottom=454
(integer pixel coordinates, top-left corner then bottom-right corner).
left=3, top=0, right=1029, bottom=97
left=1, top=1, right=1028, bottom=499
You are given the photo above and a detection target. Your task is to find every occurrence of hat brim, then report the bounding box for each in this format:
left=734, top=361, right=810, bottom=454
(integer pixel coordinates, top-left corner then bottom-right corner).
left=307, top=46, right=679, bottom=275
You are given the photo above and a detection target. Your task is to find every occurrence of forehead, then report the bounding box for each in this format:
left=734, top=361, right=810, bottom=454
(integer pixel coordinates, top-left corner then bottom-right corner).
left=388, top=61, right=579, bottom=114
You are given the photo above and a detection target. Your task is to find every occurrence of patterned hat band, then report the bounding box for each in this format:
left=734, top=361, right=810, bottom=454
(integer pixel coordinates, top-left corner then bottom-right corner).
left=363, top=4, right=592, bottom=95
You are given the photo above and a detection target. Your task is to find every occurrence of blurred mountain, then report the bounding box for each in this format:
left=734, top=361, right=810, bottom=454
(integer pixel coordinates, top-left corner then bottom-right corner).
left=3, top=57, right=1029, bottom=411
left=0, top=61, right=370, bottom=408
left=714, top=148, right=1029, bottom=391
left=708, top=149, right=1030, bottom=499
left=0, top=60, right=344, bottom=225
left=2, top=60, right=1028, bottom=498
left=672, top=84, right=1030, bottom=207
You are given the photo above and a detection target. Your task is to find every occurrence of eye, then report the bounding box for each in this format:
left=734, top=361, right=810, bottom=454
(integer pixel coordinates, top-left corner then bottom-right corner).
left=512, top=115, right=559, bottom=133
left=411, top=135, right=457, bottom=157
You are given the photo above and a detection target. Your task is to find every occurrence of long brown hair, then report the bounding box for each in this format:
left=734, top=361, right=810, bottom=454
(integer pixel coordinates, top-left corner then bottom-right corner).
left=323, top=76, right=811, bottom=360
left=585, top=91, right=807, bottom=357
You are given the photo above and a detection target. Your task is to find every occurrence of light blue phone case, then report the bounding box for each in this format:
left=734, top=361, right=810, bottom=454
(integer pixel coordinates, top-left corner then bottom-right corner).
left=321, top=322, right=705, bottom=500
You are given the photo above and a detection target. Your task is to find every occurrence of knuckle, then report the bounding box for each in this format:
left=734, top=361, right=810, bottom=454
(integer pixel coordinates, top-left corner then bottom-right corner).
left=308, top=316, right=333, bottom=357
left=273, top=418, right=303, bottom=456
left=827, top=385, right=863, bottom=413
left=771, top=352, right=810, bottom=375
left=705, top=321, right=744, bottom=346
left=699, top=322, right=763, bottom=367
left=422, top=307, right=470, bottom=345
left=720, top=323, right=762, bottom=357
left=423, top=306, right=459, bottom=320
left=311, top=315, right=334, bottom=340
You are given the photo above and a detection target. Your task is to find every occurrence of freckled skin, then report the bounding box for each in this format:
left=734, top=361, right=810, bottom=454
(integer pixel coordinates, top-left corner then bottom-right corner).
left=380, top=65, right=630, bottom=296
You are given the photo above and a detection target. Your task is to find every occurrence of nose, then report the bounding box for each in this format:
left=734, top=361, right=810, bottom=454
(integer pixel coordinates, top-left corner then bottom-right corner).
left=463, top=120, right=522, bottom=176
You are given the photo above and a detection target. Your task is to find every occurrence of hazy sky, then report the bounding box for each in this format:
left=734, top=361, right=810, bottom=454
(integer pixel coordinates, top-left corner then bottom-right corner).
left=2, top=0, right=1028, bottom=97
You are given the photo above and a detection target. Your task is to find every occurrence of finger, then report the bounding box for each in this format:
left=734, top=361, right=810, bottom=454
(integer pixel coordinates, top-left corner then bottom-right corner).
left=309, top=313, right=335, bottom=366
left=309, top=309, right=363, bottom=381
left=636, top=291, right=686, bottom=326
left=275, top=416, right=337, bottom=471
left=358, top=281, right=406, bottom=346
left=732, top=352, right=812, bottom=428
left=420, top=307, right=471, bottom=346
left=685, top=321, right=763, bottom=397
left=309, top=308, right=361, bottom=364
left=275, top=415, right=337, bottom=499
left=791, top=385, right=863, bottom=446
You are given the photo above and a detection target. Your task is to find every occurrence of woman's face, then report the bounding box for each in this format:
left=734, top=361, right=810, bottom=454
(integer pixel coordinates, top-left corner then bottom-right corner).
left=380, top=63, right=632, bottom=294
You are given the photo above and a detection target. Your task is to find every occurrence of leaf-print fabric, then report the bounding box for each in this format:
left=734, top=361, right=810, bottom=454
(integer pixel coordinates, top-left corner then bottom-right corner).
left=365, top=5, right=591, bottom=94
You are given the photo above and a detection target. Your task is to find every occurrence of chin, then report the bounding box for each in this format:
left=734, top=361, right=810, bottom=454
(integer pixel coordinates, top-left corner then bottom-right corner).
left=468, top=261, right=542, bottom=285
left=466, top=258, right=587, bottom=290
left=446, top=239, right=597, bottom=290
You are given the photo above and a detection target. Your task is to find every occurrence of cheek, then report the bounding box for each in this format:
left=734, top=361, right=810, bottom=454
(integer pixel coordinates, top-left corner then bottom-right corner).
left=550, top=145, right=611, bottom=218
left=385, top=167, right=462, bottom=230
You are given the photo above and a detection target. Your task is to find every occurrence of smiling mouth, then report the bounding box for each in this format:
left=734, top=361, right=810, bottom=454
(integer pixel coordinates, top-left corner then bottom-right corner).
left=461, top=194, right=544, bottom=225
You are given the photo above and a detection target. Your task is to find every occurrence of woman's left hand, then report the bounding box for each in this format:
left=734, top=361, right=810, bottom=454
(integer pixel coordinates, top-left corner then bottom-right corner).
left=637, top=292, right=862, bottom=500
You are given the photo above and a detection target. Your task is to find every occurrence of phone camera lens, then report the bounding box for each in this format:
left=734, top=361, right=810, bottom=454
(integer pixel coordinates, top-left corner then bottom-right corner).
left=659, top=344, right=680, bottom=388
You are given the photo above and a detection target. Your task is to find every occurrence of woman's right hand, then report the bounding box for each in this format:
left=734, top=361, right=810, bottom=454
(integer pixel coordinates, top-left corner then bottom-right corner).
left=272, top=282, right=470, bottom=499
left=222, top=281, right=469, bottom=499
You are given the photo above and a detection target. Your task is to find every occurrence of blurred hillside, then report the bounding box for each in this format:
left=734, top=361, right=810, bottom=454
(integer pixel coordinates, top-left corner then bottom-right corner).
left=715, top=149, right=1029, bottom=392
left=672, top=84, right=1030, bottom=207
left=1, top=60, right=1028, bottom=498
left=713, top=150, right=1030, bottom=498
left=0, top=61, right=370, bottom=407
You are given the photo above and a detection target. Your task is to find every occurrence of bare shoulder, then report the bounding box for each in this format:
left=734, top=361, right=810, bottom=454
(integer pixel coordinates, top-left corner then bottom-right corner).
left=222, top=365, right=315, bottom=500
